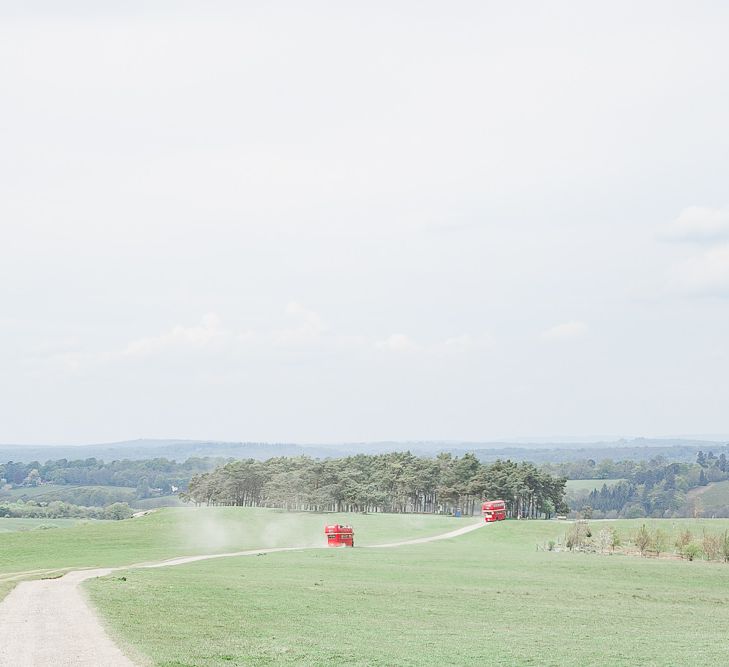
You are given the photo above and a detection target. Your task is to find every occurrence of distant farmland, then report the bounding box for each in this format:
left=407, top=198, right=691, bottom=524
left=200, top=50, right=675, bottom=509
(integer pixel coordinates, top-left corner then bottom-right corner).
left=691, top=480, right=729, bottom=514
left=565, top=478, right=626, bottom=493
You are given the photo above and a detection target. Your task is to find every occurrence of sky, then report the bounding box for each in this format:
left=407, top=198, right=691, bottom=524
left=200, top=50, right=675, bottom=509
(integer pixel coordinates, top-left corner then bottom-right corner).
left=1, top=1, right=728, bottom=445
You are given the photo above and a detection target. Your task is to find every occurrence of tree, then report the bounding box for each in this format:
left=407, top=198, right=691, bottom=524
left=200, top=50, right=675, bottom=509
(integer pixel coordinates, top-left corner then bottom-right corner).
left=597, top=529, right=613, bottom=554
left=611, top=529, right=622, bottom=552
left=136, top=477, right=150, bottom=499
left=653, top=529, right=668, bottom=557
left=565, top=521, right=590, bottom=551
left=635, top=524, right=652, bottom=556
left=697, top=451, right=707, bottom=468
left=720, top=531, right=729, bottom=563
left=676, top=529, right=693, bottom=558
left=23, top=469, right=41, bottom=487
left=104, top=503, right=133, bottom=520
left=581, top=505, right=593, bottom=520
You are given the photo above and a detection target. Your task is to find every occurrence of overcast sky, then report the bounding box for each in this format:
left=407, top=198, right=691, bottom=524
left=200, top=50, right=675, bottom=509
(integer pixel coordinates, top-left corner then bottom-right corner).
left=1, top=1, right=728, bottom=445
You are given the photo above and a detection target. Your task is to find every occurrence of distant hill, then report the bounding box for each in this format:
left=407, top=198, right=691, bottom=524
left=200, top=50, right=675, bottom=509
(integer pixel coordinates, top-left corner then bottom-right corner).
left=1, top=437, right=728, bottom=465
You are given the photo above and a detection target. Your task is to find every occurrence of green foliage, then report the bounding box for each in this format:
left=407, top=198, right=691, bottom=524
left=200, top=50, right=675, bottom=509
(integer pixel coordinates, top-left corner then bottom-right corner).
left=634, top=524, right=652, bottom=555
left=565, top=521, right=590, bottom=550
left=186, top=453, right=567, bottom=518
left=721, top=531, right=729, bottom=563
left=0, top=500, right=132, bottom=520
left=652, top=528, right=668, bottom=556
left=675, top=529, right=693, bottom=557
left=0, top=457, right=222, bottom=495
left=684, top=542, right=702, bottom=561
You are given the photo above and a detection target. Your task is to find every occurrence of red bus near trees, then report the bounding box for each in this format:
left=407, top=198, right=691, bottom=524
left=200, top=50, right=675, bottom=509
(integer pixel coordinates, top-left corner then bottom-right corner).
left=482, top=500, right=507, bottom=522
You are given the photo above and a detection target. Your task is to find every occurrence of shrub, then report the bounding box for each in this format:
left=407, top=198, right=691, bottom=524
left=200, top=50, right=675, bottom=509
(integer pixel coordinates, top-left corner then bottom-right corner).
left=702, top=533, right=721, bottom=561
left=684, top=542, right=702, bottom=562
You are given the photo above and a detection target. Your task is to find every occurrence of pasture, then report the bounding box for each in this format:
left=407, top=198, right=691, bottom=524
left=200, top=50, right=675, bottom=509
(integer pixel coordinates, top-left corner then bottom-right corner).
left=0, top=517, right=95, bottom=533
left=84, top=514, right=729, bottom=666
left=0, top=508, right=459, bottom=594
left=691, top=480, right=729, bottom=514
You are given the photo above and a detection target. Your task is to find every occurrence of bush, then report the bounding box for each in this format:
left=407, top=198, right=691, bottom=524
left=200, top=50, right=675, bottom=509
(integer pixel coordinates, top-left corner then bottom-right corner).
left=684, top=542, right=702, bottom=562
left=103, top=503, right=133, bottom=520
left=702, top=533, right=721, bottom=561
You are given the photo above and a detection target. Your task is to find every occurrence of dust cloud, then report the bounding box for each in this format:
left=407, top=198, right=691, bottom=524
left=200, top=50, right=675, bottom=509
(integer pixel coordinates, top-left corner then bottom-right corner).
left=174, top=507, right=327, bottom=554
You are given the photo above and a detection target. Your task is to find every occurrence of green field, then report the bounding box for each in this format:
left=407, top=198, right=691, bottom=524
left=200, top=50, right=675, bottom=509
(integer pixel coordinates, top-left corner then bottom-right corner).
left=0, top=517, right=101, bottom=533
left=565, top=478, right=625, bottom=493
left=693, top=480, right=729, bottom=512
left=6, top=509, right=729, bottom=665
left=0, top=508, right=460, bottom=593
left=81, top=515, right=729, bottom=667
left=131, top=495, right=187, bottom=509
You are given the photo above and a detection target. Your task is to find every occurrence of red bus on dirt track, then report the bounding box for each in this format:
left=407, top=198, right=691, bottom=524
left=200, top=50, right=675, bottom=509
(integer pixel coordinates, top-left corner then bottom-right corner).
left=325, top=524, right=354, bottom=547
left=482, top=500, right=507, bottom=522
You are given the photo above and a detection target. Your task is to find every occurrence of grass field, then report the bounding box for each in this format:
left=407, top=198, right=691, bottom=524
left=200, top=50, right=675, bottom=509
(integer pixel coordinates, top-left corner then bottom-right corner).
left=0, top=517, right=102, bottom=533
left=0, top=508, right=461, bottom=603
left=0, top=507, right=461, bottom=601
left=692, top=480, right=729, bottom=512
left=131, top=496, right=187, bottom=509
left=564, top=478, right=625, bottom=493
left=84, top=517, right=729, bottom=667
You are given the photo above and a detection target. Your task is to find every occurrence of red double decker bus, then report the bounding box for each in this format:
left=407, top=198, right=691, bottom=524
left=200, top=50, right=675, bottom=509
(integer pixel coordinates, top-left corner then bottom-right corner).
left=324, top=524, right=355, bottom=547
left=481, top=500, right=507, bottom=522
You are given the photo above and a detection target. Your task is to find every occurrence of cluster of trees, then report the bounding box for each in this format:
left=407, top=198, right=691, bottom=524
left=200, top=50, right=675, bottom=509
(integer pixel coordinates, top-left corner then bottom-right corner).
left=557, top=454, right=729, bottom=518
left=0, top=501, right=133, bottom=520
left=543, top=450, right=729, bottom=481
left=184, top=452, right=568, bottom=518
left=0, top=457, right=223, bottom=496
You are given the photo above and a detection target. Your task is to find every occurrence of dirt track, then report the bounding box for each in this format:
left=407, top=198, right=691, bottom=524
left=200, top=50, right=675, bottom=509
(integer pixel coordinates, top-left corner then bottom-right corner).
left=0, top=520, right=485, bottom=666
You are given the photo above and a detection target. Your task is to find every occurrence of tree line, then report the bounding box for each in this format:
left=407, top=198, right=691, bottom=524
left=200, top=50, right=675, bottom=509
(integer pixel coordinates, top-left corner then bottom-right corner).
left=565, top=452, right=729, bottom=518
left=0, top=501, right=133, bottom=520
left=0, top=457, right=224, bottom=494
left=184, top=452, right=568, bottom=518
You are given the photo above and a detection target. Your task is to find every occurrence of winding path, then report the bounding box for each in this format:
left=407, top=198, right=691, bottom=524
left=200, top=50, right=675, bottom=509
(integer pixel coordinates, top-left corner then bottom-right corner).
left=0, top=520, right=485, bottom=666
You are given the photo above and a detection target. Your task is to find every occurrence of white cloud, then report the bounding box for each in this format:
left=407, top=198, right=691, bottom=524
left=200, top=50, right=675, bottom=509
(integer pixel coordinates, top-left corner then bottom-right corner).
left=663, top=206, right=729, bottom=242
left=671, top=244, right=729, bottom=297
left=275, top=302, right=327, bottom=345
left=375, top=334, right=419, bottom=352
left=443, top=334, right=476, bottom=348
left=541, top=321, right=589, bottom=341
left=122, top=313, right=232, bottom=358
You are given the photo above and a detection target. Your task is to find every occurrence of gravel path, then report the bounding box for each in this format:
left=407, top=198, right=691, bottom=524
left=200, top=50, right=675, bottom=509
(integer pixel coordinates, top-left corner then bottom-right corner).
left=0, top=520, right=485, bottom=666
left=0, top=568, right=135, bottom=667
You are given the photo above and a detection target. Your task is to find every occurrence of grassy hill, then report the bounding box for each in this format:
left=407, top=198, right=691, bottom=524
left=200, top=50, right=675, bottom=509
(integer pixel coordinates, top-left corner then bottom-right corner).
left=0, top=517, right=102, bottom=533
left=0, top=507, right=461, bottom=600
left=691, top=480, right=729, bottom=514
left=86, top=516, right=729, bottom=666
